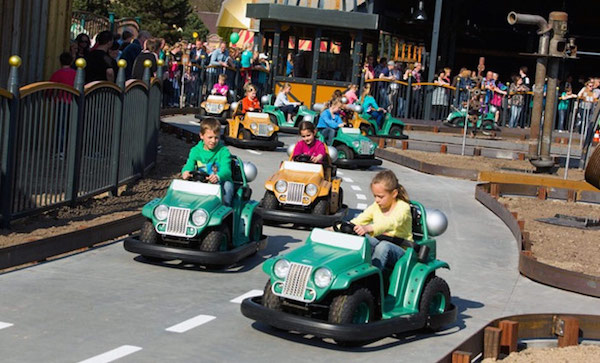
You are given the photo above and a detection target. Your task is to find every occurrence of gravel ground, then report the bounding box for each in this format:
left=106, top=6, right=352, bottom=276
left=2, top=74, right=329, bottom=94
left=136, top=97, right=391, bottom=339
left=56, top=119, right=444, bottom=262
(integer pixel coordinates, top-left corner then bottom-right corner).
left=500, top=197, right=600, bottom=276
left=0, top=132, right=190, bottom=248
left=482, top=344, right=600, bottom=363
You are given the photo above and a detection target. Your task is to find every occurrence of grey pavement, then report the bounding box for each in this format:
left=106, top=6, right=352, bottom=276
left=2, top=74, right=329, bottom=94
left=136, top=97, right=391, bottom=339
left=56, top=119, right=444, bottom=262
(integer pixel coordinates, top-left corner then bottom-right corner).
left=0, top=115, right=598, bottom=363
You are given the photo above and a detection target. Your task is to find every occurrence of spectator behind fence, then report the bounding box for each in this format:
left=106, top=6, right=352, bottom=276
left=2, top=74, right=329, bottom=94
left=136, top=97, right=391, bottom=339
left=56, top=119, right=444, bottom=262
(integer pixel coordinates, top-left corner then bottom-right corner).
left=50, top=52, right=76, bottom=87
left=557, top=86, right=577, bottom=131
left=108, top=41, right=120, bottom=78
left=85, top=30, right=115, bottom=83
left=132, top=38, right=161, bottom=79
left=121, top=30, right=151, bottom=79
left=508, top=75, right=529, bottom=128
left=71, top=33, right=91, bottom=69
left=120, top=30, right=134, bottom=51
left=519, top=66, right=531, bottom=88
left=208, top=42, right=229, bottom=71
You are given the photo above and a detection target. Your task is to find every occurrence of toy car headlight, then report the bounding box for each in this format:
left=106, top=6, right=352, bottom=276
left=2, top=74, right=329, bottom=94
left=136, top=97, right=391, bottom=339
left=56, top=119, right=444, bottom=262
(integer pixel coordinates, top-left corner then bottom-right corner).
left=303, top=115, right=313, bottom=122
left=154, top=205, right=169, bottom=220
left=267, top=124, right=274, bottom=132
left=250, top=122, right=258, bottom=130
left=274, top=259, right=290, bottom=279
left=352, top=140, right=360, bottom=148
left=305, top=183, right=318, bottom=196
left=314, top=268, right=332, bottom=288
left=275, top=180, right=287, bottom=193
left=191, top=209, right=208, bottom=226
left=370, top=142, right=377, bottom=151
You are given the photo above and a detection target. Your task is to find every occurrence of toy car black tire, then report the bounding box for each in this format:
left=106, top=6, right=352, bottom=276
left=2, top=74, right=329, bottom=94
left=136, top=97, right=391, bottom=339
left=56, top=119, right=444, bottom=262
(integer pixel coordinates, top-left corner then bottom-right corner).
left=200, top=225, right=230, bottom=252
left=262, top=281, right=282, bottom=311
left=360, top=124, right=375, bottom=136
left=419, top=276, right=451, bottom=331
left=240, top=128, right=252, bottom=140
left=250, top=214, right=264, bottom=244
left=140, top=220, right=159, bottom=244
left=313, top=198, right=330, bottom=215
left=336, top=144, right=354, bottom=160
left=389, top=125, right=404, bottom=138
left=261, top=191, right=279, bottom=209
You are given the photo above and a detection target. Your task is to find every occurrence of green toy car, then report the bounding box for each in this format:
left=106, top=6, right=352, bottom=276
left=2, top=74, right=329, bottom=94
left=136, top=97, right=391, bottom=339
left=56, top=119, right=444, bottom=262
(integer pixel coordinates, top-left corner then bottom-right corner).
left=262, top=94, right=318, bottom=134
left=356, top=110, right=409, bottom=139
left=241, top=203, right=456, bottom=345
left=123, top=156, right=266, bottom=267
left=326, top=127, right=382, bottom=169
left=444, top=106, right=500, bottom=136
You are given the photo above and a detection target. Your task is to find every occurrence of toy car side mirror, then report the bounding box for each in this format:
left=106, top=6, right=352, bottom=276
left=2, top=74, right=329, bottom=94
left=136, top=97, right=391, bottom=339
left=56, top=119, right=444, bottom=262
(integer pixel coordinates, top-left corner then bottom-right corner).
left=261, top=95, right=270, bottom=106
left=313, top=103, right=325, bottom=112
left=243, top=161, right=258, bottom=182
left=287, top=143, right=296, bottom=157
left=242, top=186, right=252, bottom=201
left=425, top=209, right=448, bottom=236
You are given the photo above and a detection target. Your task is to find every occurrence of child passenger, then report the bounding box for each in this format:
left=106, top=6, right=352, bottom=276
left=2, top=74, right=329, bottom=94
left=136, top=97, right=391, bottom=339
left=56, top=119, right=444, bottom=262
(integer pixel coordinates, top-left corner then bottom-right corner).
left=181, top=118, right=234, bottom=206
left=292, top=121, right=327, bottom=164
left=351, top=170, right=413, bottom=270
left=316, top=99, right=344, bottom=146
left=211, top=74, right=229, bottom=96
left=241, top=83, right=261, bottom=113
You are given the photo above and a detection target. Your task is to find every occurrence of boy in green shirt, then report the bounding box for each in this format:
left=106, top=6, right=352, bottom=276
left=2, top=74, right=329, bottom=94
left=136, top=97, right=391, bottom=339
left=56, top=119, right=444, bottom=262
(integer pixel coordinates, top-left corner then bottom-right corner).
left=181, top=118, right=234, bottom=206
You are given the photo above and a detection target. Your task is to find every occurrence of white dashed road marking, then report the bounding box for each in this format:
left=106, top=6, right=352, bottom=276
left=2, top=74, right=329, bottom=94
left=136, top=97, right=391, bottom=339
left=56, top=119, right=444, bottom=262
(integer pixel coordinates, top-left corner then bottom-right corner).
left=337, top=171, right=344, bottom=175
left=247, top=150, right=262, bottom=155
left=356, top=203, right=368, bottom=210
left=230, top=290, right=263, bottom=304
left=351, top=185, right=362, bottom=191
left=343, top=177, right=354, bottom=183
left=356, top=194, right=367, bottom=200
left=166, top=315, right=216, bottom=333
left=78, top=345, right=142, bottom=363
left=0, top=322, right=13, bottom=330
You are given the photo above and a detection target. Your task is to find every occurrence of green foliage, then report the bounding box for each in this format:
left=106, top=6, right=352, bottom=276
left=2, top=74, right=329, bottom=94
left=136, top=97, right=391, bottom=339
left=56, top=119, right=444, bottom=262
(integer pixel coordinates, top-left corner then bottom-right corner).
left=217, top=27, right=232, bottom=44
left=182, top=12, right=209, bottom=42
left=73, top=0, right=110, bottom=16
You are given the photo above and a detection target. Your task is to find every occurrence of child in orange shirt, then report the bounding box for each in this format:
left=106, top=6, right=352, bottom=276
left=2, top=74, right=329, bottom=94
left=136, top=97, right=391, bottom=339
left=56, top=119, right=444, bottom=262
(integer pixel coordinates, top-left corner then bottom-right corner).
left=241, top=83, right=261, bottom=113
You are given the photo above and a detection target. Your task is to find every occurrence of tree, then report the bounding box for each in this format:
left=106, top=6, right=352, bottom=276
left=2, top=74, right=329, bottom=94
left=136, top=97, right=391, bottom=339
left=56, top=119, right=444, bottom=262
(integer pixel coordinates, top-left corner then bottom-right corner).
left=182, top=12, right=209, bottom=41
left=72, top=0, right=111, bottom=16
left=189, top=0, right=224, bottom=13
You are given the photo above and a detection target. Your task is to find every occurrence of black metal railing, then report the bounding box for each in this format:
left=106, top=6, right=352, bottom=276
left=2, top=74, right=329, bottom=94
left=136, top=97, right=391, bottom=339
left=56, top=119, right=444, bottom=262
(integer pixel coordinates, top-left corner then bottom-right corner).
left=0, top=56, right=161, bottom=226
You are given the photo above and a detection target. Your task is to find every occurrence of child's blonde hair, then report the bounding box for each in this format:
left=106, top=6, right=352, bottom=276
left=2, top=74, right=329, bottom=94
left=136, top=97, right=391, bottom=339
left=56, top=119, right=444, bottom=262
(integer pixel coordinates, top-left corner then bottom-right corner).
left=371, top=170, right=410, bottom=203
left=360, top=83, right=372, bottom=103
left=218, top=73, right=227, bottom=81
left=244, top=83, right=256, bottom=94
left=200, top=118, right=221, bottom=135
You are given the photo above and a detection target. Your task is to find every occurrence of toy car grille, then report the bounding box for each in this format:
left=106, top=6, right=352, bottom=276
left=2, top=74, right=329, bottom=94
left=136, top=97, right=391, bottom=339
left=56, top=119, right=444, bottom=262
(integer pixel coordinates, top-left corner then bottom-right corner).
left=165, top=207, right=190, bottom=237
left=360, top=141, right=372, bottom=155
left=257, top=124, right=270, bottom=136
left=282, top=263, right=312, bottom=301
left=285, top=182, right=305, bottom=205
left=206, top=103, right=222, bottom=114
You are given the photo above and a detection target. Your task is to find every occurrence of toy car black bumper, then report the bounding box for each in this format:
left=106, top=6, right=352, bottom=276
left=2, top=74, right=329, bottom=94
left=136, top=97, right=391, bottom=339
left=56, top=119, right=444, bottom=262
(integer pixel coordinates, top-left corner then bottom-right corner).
left=123, top=235, right=268, bottom=266
left=256, top=205, right=348, bottom=227
left=278, top=126, right=299, bottom=134
left=241, top=296, right=457, bottom=343
left=224, top=136, right=284, bottom=150
left=384, top=133, right=409, bottom=140
left=335, top=157, right=382, bottom=169
left=194, top=113, right=227, bottom=123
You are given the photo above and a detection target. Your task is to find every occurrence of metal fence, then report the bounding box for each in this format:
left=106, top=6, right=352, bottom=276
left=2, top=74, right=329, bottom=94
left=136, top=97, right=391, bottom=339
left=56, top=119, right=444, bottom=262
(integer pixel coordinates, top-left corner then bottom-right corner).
left=0, top=57, right=161, bottom=226
left=70, top=10, right=140, bottom=40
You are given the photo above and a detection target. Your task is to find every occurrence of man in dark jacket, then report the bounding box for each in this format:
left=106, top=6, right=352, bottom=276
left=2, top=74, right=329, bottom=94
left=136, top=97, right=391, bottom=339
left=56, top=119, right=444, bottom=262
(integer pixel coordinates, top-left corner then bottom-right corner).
left=121, top=30, right=151, bottom=79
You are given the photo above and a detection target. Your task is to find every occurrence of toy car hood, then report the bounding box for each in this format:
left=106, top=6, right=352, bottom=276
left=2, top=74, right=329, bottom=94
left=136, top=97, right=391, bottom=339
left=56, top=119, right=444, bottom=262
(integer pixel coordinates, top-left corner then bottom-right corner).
left=160, top=180, right=223, bottom=213
left=207, top=95, right=227, bottom=104
left=265, top=161, right=326, bottom=191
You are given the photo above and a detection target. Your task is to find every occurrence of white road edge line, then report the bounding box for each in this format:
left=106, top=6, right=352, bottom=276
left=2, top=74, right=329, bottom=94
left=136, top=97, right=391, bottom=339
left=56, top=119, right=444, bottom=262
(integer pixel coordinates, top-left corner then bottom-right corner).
left=247, top=150, right=262, bottom=155
left=166, top=315, right=216, bottom=333
left=356, top=203, right=368, bottom=209
left=351, top=185, right=362, bottom=191
left=230, top=289, right=263, bottom=304
left=337, top=171, right=344, bottom=175
left=78, top=345, right=142, bottom=363
left=0, top=322, right=13, bottom=330
left=356, top=194, right=367, bottom=200
left=343, top=177, right=354, bottom=183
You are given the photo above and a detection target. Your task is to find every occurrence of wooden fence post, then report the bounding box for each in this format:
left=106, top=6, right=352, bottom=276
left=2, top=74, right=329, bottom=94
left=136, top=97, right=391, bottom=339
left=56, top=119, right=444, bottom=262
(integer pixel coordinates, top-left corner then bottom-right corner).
left=484, top=326, right=502, bottom=359
left=499, top=320, right=519, bottom=354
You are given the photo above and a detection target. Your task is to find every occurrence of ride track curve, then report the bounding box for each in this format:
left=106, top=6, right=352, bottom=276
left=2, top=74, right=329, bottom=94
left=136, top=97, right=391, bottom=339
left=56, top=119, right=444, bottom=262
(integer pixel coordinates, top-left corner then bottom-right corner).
left=0, top=114, right=598, bottom=363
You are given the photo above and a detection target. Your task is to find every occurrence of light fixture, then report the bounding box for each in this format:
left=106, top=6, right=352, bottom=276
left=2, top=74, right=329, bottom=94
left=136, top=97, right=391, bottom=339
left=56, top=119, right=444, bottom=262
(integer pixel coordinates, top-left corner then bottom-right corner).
left=413, top=1, right=427, bottom=21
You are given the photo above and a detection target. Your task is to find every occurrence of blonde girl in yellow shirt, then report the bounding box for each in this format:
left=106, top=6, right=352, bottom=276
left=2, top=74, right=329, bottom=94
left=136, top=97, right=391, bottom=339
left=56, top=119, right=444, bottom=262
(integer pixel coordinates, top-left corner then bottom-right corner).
left=351, top=170, right=412, bottom=270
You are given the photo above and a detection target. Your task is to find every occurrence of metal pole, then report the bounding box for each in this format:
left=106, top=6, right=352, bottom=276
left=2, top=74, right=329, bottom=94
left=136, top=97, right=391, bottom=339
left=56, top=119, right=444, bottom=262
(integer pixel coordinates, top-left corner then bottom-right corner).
left=461, top=89, right=470, bottom=156
left=424, top=0, right=443, bottom=121
left=564, top=100, right=578, bottom=179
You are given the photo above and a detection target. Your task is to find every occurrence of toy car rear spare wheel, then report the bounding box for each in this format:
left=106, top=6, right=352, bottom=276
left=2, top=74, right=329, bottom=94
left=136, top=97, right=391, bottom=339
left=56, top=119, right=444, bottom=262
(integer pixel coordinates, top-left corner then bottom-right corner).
left=336, top=144, right=354, bottom=160
left=200, top=225, right=230, bottom=252
left=419, top=276, right=451, bottom=329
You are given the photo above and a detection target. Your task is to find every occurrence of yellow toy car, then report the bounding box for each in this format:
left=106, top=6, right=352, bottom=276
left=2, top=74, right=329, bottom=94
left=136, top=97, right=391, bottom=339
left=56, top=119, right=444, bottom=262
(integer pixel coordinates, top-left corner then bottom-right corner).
left=223, top=102, right=284, bottom=151
left=196, top=94, right=231, bottom=124
left=257, top=146, right=347, bottom=227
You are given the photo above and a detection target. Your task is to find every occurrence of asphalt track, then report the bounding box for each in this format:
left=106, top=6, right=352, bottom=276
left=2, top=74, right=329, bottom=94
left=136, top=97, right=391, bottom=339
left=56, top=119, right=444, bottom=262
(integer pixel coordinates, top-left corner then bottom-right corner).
left=0, top=115, right=598, bottom=363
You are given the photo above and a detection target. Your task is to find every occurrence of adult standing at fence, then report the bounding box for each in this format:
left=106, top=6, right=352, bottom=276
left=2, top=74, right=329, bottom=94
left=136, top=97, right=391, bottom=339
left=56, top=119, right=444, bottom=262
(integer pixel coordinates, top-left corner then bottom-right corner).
left=410, top=62, right=423, bottom=118
left=208, top=42, right=229, bottom=71
left=519, top=66, right=530, bottom=88
left=121, top=30, right=152, bottom=79
left=132, top=38, right=160, bottom=80
left=71, top=33, right=91, bottom=69
left=508, top=75, right=529, bottom=128
left=432, top=69, right=450, bottom=120
left=576, top=80, right=597, bottom=132
left=85, top=31, right=115, bottom=83
left=120, top=30, right=134, bottom=51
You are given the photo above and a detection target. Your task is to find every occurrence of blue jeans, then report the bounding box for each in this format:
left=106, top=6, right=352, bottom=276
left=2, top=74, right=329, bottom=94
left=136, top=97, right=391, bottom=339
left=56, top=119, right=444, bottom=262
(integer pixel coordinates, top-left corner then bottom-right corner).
left=509, top=105, right=522, bottom=128
left=367, top=236, right=405, bottom=270
left=369, top=111, right=385, bottom=128
left=319, top=127, right=337, bottom=145
left=222, top=181, right=234, bottom=206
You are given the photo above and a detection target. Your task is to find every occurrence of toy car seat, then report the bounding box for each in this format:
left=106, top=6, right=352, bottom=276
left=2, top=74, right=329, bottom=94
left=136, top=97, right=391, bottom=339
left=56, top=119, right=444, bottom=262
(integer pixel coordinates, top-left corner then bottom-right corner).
left=231, top=156, right=252, bottom=201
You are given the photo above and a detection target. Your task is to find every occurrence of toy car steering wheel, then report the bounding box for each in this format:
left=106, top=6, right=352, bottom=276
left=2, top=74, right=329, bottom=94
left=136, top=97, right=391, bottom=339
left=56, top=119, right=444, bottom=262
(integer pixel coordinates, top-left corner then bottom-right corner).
left=293, top=154, right=312, bottom=163
left=333, top=221, right=358, bottom=235
left=190, top=170, right=210, bottom=183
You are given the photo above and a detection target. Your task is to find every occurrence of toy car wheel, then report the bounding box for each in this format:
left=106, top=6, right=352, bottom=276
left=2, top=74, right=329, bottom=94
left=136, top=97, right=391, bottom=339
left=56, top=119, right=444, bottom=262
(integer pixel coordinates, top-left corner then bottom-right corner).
left=389, top=125, right=403, bottom=137
left=223, top=124, right=230, bottom=138
left=329, top=287, right=375, bottom=325
left=250, top=214, right=263, bottom=243
left=262, top=281, right=282, bottom=311
left=139, top=221, right=166, bottom=262
left=480, top=120, right=494, bottom=136
left=447, top=117, right=463, bottom=127
left=198, top=108, right=207, bottom=119
left=200, top=225, right=231, bottom=252
left=268, top=113, right=279, bottom=126
left=419, top=276, right=451, bottom=330
left=238, top=128, right=252, bottom=140
left=261, top=191, right=279, bottom=209
left=336, top=144, right=354, bottom=160
left=313, top=198, right=330, bottom=215
left=360, top=124, right=375, bottom=136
